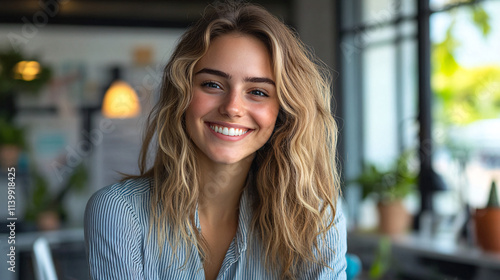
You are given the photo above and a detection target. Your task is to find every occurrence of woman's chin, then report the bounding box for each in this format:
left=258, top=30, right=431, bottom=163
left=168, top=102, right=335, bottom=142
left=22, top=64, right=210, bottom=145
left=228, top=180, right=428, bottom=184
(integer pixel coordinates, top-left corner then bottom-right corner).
left=206, top=152, right=255, bottom=166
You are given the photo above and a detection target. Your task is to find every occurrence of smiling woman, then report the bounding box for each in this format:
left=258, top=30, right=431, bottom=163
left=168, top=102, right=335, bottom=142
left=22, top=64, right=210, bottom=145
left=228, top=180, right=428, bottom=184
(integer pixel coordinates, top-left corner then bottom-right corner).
left=84, top=1, right=346, bottom=280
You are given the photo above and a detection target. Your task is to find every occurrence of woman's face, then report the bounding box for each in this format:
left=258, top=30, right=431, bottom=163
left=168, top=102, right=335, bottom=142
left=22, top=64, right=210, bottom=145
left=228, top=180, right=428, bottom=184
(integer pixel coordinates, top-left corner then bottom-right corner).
left=185, top=33, right=280, bottom=166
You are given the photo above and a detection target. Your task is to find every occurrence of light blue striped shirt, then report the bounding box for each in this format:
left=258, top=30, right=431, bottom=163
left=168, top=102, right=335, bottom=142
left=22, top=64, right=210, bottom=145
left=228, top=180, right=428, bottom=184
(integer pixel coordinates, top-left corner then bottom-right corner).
left=84, top=178, right=347, bottom=279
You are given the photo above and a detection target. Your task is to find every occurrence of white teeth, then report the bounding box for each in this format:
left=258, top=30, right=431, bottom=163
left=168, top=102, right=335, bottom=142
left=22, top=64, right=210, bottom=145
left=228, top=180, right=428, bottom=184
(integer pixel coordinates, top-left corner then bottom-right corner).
left=209, top=124, right=248, bottom=136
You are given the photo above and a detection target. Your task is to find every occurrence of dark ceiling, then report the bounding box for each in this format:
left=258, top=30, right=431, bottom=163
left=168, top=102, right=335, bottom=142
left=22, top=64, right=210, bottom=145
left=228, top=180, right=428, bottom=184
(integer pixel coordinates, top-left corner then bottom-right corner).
left=0, top=0, right=292, bottom=28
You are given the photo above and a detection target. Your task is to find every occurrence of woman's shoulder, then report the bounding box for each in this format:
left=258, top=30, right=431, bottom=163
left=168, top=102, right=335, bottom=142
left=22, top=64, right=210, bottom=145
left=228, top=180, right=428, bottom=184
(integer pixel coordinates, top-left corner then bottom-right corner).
left=85, top=177, right=153, bottom=217
left=84, top=178, right=152, bottom=259
left=92, top=177, right=152, bottom=199
left=321, top=201, right=347, bottom=249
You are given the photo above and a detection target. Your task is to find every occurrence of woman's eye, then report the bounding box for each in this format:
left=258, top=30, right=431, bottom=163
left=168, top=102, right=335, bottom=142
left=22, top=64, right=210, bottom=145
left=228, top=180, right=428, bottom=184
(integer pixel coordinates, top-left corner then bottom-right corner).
left=202, top=81, right=221, bottom=89
left=250, top=90, right=268, bottom=97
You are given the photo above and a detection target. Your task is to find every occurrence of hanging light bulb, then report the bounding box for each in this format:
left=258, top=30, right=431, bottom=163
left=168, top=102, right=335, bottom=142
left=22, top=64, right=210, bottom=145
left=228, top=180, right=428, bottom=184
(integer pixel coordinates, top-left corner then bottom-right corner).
left=13, top=61, right=41, bottom=81
left=102, top=80, right=141, bottom=118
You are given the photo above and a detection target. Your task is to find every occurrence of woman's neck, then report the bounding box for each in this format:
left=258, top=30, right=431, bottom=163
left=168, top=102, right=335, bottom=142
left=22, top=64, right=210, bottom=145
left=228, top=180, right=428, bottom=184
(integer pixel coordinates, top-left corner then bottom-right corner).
left=197, top=155, right=253, bottom=225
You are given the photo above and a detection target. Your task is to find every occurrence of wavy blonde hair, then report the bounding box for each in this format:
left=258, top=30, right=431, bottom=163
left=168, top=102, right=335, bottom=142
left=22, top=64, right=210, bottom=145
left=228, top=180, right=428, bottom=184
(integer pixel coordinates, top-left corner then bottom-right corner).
left=127, top=1, right=341, bottom=279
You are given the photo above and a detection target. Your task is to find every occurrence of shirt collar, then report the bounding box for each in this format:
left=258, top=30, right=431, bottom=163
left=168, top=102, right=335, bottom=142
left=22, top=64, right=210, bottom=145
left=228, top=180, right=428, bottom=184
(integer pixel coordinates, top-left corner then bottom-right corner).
left=235, top=185, right=252, bottom=254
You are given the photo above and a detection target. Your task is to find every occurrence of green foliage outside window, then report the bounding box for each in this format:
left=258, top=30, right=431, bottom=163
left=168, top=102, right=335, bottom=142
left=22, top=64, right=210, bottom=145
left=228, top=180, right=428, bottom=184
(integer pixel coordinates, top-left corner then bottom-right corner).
left=432, top=1, right=500, bottom=126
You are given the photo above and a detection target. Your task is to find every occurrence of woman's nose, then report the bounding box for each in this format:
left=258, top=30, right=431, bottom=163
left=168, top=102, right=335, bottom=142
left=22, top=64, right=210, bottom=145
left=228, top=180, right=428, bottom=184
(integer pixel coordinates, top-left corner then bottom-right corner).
left=219, top=90, right=244, bottom=118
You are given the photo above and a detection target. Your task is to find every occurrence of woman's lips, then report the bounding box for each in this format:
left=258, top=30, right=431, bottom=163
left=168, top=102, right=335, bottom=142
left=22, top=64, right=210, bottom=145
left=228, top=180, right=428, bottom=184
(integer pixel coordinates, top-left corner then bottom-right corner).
left=205, top=122, right=253, bottom=139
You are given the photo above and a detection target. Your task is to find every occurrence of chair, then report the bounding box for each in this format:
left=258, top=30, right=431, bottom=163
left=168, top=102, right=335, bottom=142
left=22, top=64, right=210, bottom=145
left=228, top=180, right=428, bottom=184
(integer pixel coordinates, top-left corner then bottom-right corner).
left=32, top=237, right=59, bottom=280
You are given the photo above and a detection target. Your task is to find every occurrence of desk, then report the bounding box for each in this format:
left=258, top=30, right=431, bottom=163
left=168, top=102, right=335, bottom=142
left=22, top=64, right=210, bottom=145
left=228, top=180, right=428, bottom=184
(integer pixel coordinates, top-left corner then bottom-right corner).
left=348, top=231, right=500, bottom=280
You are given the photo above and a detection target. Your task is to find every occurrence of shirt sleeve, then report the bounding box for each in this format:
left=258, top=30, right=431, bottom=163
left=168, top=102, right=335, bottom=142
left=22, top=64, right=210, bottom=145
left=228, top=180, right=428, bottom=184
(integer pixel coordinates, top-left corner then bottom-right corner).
left=84, top=187, right=144, bottom=279
left=300, top=204, right=348, bottom=280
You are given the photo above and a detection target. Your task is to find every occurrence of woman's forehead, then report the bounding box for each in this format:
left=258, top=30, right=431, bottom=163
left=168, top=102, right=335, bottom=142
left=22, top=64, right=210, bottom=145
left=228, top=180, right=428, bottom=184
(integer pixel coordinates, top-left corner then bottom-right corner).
left=194, top=33, right=275, bottom=81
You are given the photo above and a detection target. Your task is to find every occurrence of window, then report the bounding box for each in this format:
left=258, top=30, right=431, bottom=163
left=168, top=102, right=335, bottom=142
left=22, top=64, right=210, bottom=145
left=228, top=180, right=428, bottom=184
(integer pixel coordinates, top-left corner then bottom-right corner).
left=338, top=0, right=499, bottom=228
left=339, top=0, right=418, bottom=228
left=430, top=1, right=500, bottom=213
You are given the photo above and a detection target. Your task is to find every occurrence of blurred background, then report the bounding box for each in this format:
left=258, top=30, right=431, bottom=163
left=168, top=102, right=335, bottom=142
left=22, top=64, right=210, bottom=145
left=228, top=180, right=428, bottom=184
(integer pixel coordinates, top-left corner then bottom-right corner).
left=0, top=0, right=499, bottom=279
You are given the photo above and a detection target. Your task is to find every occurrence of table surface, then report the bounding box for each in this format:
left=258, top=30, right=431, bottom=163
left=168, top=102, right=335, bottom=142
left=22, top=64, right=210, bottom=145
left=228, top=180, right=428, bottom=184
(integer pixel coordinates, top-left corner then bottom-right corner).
left=348, top=231, right=500, bottom=270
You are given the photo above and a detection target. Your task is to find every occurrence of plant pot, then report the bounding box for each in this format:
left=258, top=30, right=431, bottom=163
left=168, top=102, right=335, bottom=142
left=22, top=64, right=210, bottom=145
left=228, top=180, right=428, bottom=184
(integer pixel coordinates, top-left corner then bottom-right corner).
left=0, top=144, right=21, bottom=169
left=37, top=211, right=61, bottom=231
left=377, top=200, right=411, bottom=236
left=475, top=208, right=500, bottom=253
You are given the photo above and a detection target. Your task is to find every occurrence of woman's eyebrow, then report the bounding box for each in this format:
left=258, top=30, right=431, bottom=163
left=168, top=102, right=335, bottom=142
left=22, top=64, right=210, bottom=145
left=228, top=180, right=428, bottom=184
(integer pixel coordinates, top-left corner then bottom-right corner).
left=195, top=68, right=231, bottom=79
left=244, top=77, right=275, bottom=86
left=195, top=67, right=275, bottom=86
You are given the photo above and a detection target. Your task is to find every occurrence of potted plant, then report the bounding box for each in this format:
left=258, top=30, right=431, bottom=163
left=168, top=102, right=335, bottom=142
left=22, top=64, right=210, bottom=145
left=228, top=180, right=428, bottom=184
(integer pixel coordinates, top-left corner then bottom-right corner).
left=475, top=180, right=500, bottom=253
left=0, top=49, right=52, bottom=120
left=353, top=151, right=417, bottom=235
left=0, top=118, right=25, bottom=168
left=0, top=49, right=51, bottom=168
left=24, top=163, right=88, bottom=231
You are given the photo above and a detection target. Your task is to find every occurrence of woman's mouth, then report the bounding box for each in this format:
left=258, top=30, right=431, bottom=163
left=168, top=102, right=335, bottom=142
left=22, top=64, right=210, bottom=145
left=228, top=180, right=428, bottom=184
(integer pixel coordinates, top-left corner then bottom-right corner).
left=209, top=124, right=250, bottom=136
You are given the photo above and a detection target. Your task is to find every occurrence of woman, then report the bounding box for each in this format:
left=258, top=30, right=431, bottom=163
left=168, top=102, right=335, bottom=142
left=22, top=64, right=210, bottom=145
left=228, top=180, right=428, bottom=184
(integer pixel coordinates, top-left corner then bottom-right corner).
left=84, top=1, right=346, bottom=279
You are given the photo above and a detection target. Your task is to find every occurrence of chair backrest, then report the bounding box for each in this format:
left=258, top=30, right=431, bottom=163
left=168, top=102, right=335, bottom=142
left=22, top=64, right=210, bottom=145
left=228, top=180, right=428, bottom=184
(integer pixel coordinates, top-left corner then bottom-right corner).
left=32, top=237, right=59, bottom=280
